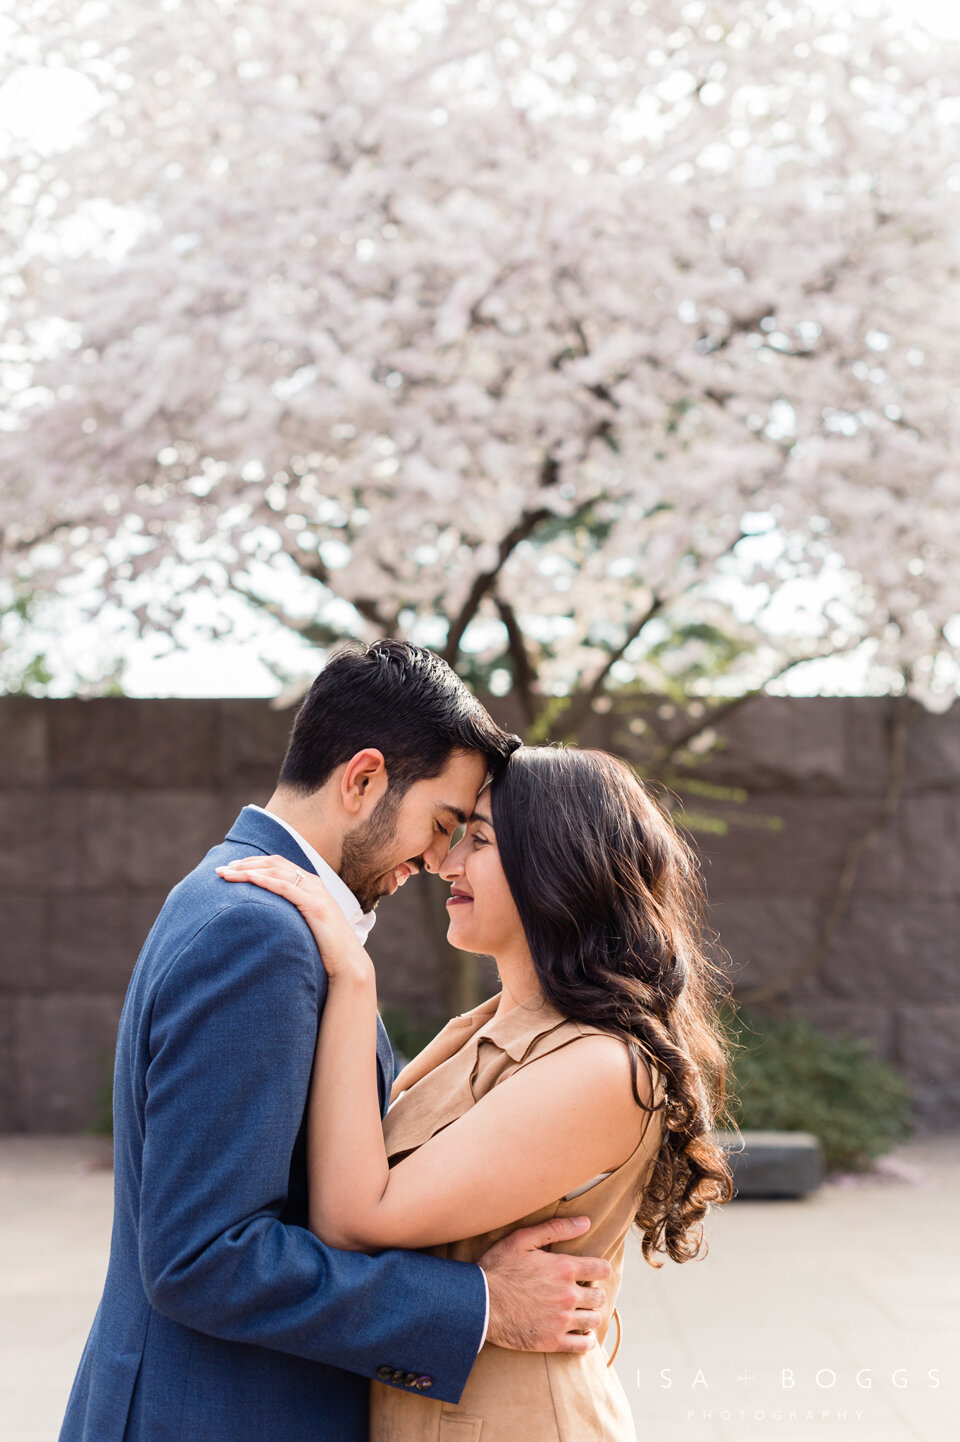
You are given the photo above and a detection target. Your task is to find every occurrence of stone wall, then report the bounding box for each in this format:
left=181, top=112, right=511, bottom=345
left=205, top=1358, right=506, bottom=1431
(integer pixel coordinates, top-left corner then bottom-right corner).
left=0, top=695, right=957, bottom=1132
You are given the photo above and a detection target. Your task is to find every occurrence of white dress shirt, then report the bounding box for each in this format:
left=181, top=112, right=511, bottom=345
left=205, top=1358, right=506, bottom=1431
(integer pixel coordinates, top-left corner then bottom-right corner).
left=245, top=804, right=490, bottom=1349
left=246, top=804, right=377, bottom=943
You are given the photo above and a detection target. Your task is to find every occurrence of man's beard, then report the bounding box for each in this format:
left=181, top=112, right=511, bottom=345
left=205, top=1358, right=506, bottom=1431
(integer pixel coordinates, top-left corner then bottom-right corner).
left=338, top=786, right=419, bottom=913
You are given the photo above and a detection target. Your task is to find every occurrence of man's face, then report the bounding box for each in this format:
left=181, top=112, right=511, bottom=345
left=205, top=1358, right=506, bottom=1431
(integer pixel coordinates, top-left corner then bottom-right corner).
left=338, top=749, right=488, bottom=913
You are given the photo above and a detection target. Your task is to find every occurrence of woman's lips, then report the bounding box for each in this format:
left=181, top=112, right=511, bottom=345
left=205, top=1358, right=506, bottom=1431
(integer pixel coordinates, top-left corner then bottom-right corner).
left=446, top=893, right=473, bottom=907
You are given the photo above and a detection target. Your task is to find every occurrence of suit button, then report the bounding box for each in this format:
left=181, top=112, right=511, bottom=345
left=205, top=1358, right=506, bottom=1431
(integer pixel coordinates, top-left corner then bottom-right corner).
left=414, top=1375, right=434, bottom=1391
left=376, top=1366, right=393, bottom=1380
left=403, top=1372, right=419, bottom=1386
left=391, top=1369, right=406, bottom=1383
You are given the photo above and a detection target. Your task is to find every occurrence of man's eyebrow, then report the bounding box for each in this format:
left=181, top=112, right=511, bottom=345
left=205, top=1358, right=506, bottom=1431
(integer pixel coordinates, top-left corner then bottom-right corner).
left=468, top=810, right=494, bottom=827
left=438, top=804, right=468, bottom=824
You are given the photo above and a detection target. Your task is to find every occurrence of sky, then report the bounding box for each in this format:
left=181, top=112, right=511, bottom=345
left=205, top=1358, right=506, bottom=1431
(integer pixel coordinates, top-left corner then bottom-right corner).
left=2, top=0, right=958, bottom=700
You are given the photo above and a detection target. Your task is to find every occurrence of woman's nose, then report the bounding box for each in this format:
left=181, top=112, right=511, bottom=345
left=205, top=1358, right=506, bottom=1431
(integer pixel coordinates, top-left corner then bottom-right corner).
left=438, top=839, right=466, bottom=882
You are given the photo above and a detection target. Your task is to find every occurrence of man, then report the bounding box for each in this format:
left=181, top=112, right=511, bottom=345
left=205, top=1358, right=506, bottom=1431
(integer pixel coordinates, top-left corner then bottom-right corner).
left=61, top=640, right=611, bottom=1442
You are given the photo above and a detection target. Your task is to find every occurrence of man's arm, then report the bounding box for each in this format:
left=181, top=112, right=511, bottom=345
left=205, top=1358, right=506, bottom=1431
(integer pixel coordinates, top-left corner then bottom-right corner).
left=138, top=898, right=487, bottom=1403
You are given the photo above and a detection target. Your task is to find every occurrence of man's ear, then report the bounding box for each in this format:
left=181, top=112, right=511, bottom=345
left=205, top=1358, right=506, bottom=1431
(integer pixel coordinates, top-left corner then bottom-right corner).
left=340, top=749, right=388, bottom=816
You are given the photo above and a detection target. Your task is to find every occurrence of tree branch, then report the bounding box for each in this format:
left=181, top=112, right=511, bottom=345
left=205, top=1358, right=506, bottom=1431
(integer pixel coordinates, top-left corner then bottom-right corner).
left=442, top=503, right=554, bottom=664
left=493, top=594, right=538, bottom=727
left=652, top=640, right=869, bottom=768
left=442, top=450, right=578, bottom=665
left=556, top=595, right=666, bottom=739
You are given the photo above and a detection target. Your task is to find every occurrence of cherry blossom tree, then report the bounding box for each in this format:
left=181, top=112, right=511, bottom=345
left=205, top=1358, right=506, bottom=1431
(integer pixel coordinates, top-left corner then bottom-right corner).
left=2, top=0, right=960, bottom=721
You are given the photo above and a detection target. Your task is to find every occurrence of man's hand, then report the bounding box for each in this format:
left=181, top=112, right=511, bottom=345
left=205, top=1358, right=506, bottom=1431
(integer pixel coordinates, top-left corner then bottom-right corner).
left=479, top=1216, right=612, bottom=1354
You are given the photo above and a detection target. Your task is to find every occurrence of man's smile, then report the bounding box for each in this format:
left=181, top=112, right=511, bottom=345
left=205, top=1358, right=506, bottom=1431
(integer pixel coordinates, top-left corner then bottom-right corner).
left=379, top=862, right=418, bottom=896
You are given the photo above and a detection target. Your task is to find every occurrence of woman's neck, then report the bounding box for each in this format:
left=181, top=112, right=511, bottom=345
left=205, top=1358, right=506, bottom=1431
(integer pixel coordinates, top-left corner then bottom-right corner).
left=490, top=945, right=541, bottom=1016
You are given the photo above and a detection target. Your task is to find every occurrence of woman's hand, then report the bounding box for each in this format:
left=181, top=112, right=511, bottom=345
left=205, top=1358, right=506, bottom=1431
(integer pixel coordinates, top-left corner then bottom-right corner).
left=217, top=859, right=387, bottom=1253
left=216, top=856, right=373, bottom=984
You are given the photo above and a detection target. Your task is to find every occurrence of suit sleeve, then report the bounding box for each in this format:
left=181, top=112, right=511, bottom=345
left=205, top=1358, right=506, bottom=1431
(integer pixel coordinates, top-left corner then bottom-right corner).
left=138, top=898, right=486, bottom=1402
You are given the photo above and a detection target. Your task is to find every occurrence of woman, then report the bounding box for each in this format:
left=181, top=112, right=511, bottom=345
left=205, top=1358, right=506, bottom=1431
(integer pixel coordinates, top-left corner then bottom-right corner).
left=218, top=746, right=733, bottom=1440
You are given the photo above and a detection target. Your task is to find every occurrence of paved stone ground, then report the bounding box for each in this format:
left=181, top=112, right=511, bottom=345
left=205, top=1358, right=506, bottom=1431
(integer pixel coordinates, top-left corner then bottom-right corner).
left=2, top=1135, right=957, bottom=1442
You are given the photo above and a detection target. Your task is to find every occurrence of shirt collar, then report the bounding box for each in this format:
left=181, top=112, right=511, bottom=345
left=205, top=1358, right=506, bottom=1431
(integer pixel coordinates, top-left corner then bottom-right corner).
left=245, top=804, right=377, bottom=944
left=472, top=991, right=569, bottom=1062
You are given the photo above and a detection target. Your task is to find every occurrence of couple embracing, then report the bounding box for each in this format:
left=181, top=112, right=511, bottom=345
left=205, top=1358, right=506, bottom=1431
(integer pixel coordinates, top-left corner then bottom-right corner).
left=61, top=640, right=732, bottom=1442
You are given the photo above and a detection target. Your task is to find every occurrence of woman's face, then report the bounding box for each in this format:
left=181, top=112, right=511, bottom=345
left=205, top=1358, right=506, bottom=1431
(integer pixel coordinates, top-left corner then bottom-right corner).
left=438, top=787, right=525, bottom=958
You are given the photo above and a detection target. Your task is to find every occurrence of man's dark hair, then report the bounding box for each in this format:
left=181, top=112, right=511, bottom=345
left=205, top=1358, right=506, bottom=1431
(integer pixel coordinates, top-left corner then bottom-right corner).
left=277, top=639, right=521, bottom=797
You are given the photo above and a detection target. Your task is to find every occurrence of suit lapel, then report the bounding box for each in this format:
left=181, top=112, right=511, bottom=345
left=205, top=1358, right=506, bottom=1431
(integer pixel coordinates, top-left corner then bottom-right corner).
left=375, top=1016, right=394, bottom=1118
left=225, top=807, right=319, bottom=875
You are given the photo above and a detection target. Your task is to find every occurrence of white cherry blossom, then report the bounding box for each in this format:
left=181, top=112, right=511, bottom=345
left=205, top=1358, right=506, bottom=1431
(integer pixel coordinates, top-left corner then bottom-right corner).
left=1, top=0, right=958, bottom=714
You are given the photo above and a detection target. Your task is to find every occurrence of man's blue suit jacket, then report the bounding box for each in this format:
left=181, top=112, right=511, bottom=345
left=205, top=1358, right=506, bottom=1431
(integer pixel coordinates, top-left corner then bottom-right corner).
left=60, top=806, right=487, bottom=1442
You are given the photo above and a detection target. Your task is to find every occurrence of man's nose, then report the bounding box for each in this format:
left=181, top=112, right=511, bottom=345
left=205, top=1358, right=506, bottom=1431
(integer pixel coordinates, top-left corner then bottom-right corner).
left=422, top=842, right=447, bottom=875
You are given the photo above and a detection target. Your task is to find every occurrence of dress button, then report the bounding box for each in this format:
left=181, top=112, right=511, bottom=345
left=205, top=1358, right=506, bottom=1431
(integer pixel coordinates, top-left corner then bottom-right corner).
left=376, top=1366, right=393, bottom=1380
left=414, top=1375, right=433, bottom=1391
left=403, top=1372, right=419, bottom=1386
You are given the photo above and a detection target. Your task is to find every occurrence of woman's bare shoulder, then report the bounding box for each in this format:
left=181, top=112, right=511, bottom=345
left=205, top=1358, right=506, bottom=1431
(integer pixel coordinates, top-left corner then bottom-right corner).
left=513, top=1028, right=656, bottom=1154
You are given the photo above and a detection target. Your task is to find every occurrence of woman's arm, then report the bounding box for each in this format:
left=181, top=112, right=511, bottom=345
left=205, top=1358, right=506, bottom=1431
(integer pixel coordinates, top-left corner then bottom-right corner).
left=217, top=855, right=394, bottom=1247
left=218, top=857, right=655, bottom=1253
left=318, top=1025, right=653, bottom=1251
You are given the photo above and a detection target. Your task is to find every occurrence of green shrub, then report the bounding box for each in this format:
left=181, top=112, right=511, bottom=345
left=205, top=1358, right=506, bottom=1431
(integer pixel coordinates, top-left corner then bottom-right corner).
left=724, top=1007, right=913, bottom=1172
left=380, top=1005, right=445, bottom=1066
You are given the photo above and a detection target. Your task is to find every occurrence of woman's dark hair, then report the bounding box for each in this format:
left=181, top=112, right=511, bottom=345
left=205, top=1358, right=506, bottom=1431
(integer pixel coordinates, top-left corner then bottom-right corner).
left=278, top=639, right=520, bottom=796
left=490, top=745, right=734, bottom=1267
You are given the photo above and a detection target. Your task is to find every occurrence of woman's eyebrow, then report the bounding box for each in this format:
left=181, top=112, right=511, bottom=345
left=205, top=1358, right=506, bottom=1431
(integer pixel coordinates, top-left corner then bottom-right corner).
left=469, top=810, right=494, bottom=827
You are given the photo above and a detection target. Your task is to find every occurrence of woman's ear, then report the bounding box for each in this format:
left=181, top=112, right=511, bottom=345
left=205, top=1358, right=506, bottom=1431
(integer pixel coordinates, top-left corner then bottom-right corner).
left=339, top=748, right=388, bottom=816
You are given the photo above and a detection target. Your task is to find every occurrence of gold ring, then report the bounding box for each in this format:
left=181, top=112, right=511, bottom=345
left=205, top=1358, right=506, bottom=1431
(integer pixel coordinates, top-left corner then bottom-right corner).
left=293, top=870, right=303, bottom=887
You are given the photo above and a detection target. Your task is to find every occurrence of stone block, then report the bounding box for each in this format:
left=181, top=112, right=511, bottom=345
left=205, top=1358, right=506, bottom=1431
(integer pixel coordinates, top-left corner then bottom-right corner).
left=904, top=702, right=960, bottom=789
left=0, top=893, right=48, bottom=992
left=708, top=897, right=819, bottom=994
left=0, top=794, right=84, bottom=891
left=816, top=901, right=960, bottom=1005
left=843, top=697, right=903, bottom=793
left=699, top=795, right=877, bottom=897
left=855, top=795, right=958, bottom=900
left=696, top=697, right=848, bottom=793
left=16, top=993, right=123, bottom=1132
left=216, top=701, right=295, bottom=792
left=47, top=891, right=168, bottom=992
left=715, top=1130, right=825, bottom=1197
left=221, top=790, right=272, bottom=825
left=368, top=875, right=452, bottom=1017
left=0, top=998, right=19, bottom=1129
left=77, top=792, right=234, bottom=890
left=0, top=794, right=49, bottom=890
left=0, top=698, right=48, bottom=787
left=49, top=699, right=218, bottom=789
left=896, top=1005, right=960, bottom=1131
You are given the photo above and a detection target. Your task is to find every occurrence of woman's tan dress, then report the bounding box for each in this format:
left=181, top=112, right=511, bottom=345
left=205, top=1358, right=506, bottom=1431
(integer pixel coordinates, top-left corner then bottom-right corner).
left=370, top=992, right=665, bottom=1442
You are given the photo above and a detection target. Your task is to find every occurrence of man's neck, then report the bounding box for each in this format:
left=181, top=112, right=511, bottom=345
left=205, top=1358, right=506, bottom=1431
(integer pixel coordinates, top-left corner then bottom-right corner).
left=262, top=788, right=343, bottom=875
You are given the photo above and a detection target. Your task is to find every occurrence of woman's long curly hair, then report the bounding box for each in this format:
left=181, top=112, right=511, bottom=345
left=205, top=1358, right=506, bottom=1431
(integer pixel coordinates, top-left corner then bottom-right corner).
left=490, top=744, right=734, bottom=1266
